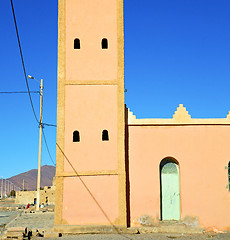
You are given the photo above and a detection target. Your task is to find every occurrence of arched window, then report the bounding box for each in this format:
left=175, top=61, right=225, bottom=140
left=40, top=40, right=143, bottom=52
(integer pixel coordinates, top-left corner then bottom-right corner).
left=102, top=130, right=109, bottom=141
left=101, top=38, right=108, bottom=49
left=74, top=38, right=80, bottom=49
left=73, top=131, right=80, bottom=142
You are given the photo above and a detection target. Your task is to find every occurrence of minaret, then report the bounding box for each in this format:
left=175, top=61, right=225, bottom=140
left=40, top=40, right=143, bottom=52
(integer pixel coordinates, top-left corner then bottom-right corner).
left=55, top=0, right=126, bottom=227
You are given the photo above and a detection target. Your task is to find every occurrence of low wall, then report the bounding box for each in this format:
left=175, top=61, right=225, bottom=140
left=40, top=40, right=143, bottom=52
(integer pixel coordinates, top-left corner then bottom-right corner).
left=16, top=186, right=55, bottom=205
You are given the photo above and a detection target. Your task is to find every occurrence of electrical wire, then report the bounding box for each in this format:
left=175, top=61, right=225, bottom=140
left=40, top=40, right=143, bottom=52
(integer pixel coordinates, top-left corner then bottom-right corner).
left=43, top=123, right=57, bottom=127
left=0, top=91, right=40, bottom=94
left=42, top=128, right=56, bottom=166
left=10, top=0, right=39, bottom=124
left=10, top=0, right=56, bottom=168
left=56, top=143, right=133, bottom=240
left=9, top=1, right=131, bottom=236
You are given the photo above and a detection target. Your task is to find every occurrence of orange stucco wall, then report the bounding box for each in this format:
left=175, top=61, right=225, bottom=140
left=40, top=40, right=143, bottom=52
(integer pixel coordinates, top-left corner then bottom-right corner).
left=64, top=85, right=118, bottom=172
left=56, top=0, right=230, bottom=230
left=65, top=0, right=118, bottom=81
left=62, top=176, right=119, bottom=224
left=55, top=0, right=126, bottom=227
left=128, top=125, right=230, bottom=230
left=62, top=85, right=119, bottom=224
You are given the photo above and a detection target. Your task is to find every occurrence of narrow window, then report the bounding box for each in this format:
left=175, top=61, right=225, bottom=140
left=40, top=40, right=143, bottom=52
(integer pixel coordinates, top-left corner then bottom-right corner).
left=101, top=38, right=108, bottom=49
left=73, top=131, right=80, bottom=142
left=74, top=38, right=80, bottom=49
left=102, top=130, right=109, bottom=141
left=228, top=162, right=230, bottom=191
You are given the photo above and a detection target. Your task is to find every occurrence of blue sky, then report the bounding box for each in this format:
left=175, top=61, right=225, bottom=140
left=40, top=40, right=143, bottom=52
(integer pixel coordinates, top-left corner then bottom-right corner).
left=1, top=0, right=230, bottom=179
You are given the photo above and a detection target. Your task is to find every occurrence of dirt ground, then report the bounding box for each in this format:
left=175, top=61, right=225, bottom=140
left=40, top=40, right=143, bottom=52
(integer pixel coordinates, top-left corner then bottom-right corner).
left=32, top=232, right=230, bottom=240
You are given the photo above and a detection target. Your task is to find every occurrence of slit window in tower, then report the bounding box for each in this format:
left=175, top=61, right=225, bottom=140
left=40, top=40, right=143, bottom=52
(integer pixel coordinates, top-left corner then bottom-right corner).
left=101, top=38, right=108, bottom=49
left=73, top=130, right=80, bottom=142
left=74, top=38, right=80, bottom=49
left=102, top=130, right=109, bottom=141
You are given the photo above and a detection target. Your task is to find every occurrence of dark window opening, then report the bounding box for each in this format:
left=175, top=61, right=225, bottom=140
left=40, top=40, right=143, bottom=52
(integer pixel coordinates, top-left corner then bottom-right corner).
left=74, top=38, right=80, bottom=49
left=102, top=130, right=109, bottom=141
left=102, top=38, right=108, bottom=49
left=73, top=131, right=80, bottom=142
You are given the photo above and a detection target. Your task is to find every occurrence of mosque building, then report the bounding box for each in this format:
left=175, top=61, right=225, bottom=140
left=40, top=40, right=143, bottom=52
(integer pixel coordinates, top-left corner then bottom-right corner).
left=54, top=0, right=230, bottom=231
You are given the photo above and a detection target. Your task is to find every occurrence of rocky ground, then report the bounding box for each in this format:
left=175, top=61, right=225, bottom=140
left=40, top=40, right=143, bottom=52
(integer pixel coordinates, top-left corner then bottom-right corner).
left=0, top=211, right=19, bottom=227
left=7, top=211, right=54, bottom=229
left=0, top=198, right=54, bottom=238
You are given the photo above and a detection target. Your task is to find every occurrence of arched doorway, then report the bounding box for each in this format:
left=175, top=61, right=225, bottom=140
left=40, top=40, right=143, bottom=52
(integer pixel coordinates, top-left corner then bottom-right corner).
left=160, top=158, right=180, bottom=220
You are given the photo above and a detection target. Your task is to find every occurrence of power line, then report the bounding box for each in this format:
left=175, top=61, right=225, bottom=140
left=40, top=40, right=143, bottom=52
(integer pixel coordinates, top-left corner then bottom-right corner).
left=42, top=128, right=56, bottom=166
left=10, top=0, right=56, bottom=169
left=0, top=89, right=57, bottom=126
left=10, top=0, right=39, bottom=124
left=9, top=2, right=130, bottom=234
left=43, top=123, right=57, bottom=127
left=56, top=143, right=132, bottom=240
left=0, top=91, right=39, bottom=94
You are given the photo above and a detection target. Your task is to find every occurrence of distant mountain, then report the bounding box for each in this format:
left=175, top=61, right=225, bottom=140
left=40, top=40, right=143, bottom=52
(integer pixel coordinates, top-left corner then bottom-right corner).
left=7, top=165, right=56, bottom=191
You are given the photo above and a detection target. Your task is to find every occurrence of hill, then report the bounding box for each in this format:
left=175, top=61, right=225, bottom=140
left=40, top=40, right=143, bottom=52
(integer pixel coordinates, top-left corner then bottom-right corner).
left=7, top=165, right=56, bottom=191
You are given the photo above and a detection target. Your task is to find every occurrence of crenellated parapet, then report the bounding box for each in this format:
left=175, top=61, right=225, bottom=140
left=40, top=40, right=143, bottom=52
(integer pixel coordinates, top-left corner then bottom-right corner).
left=127, top=108, right=136, bottom=122
left=173, top=104, right=191, bottom=122
left=128, top=104, right=230, bottom=125
left=226, top=111, right=230, bottom=120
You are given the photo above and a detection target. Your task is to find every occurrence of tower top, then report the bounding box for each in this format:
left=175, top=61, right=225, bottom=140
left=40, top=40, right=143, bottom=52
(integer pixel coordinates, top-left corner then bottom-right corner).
left=64, top=0, right=124, bottom=82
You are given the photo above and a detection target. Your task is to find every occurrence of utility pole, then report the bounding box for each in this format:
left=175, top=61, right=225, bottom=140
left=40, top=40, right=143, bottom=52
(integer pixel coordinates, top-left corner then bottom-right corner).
left=23, top=179, right=24, bottom=191
left=1, top=177, right=3, bottom=198
left=4, top=179, right=6, bottom=197
left=7, top=181, right=9, bottom=197
left=36, top=78, right=43, bottom=211
left=28, top=75, right=44, bottom=211
left=10, top=182, right=12, bottom=197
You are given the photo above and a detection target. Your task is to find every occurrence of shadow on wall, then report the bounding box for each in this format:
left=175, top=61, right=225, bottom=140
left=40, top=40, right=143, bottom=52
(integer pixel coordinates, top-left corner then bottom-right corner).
left=125, top=106, right=130, bottom=227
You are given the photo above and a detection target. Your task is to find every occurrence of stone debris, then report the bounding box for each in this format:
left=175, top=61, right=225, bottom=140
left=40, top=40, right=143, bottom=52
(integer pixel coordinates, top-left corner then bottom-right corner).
left=137, top=215, right=159, bottom=226
left=44, top=232, right=62, bottom=238
left=1, top=226, right=63, bottom=239
left=1, top=227, right=25, bottom=240
left=182, top=216, right=200, bottom=228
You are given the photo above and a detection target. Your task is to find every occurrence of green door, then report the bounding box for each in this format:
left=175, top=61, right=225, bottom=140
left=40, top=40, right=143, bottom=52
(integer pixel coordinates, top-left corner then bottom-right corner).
left=161, top=162, right=180, bottom=220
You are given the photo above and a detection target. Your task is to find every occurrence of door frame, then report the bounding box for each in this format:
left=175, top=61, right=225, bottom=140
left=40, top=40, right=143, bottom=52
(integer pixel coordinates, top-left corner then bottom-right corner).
left=159, top=157, right=180, bottom=221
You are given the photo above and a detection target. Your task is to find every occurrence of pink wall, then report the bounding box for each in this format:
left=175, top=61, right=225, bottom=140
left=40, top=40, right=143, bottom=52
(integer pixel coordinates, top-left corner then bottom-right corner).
left=62, top=85, right=119, bottom=224
left=65, top=0, right=118, bottom=81
left=128, top=125, right=230, bottom=230
left=64, top=85, right=118, bottom=172
left=62, top=176, right=119, bottom=224
left=60, top=0, right=122, bottom=226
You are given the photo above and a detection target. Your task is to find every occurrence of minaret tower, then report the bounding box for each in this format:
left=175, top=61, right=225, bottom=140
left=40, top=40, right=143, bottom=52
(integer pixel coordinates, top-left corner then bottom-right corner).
left=55, top=0, right=126, bottom=227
